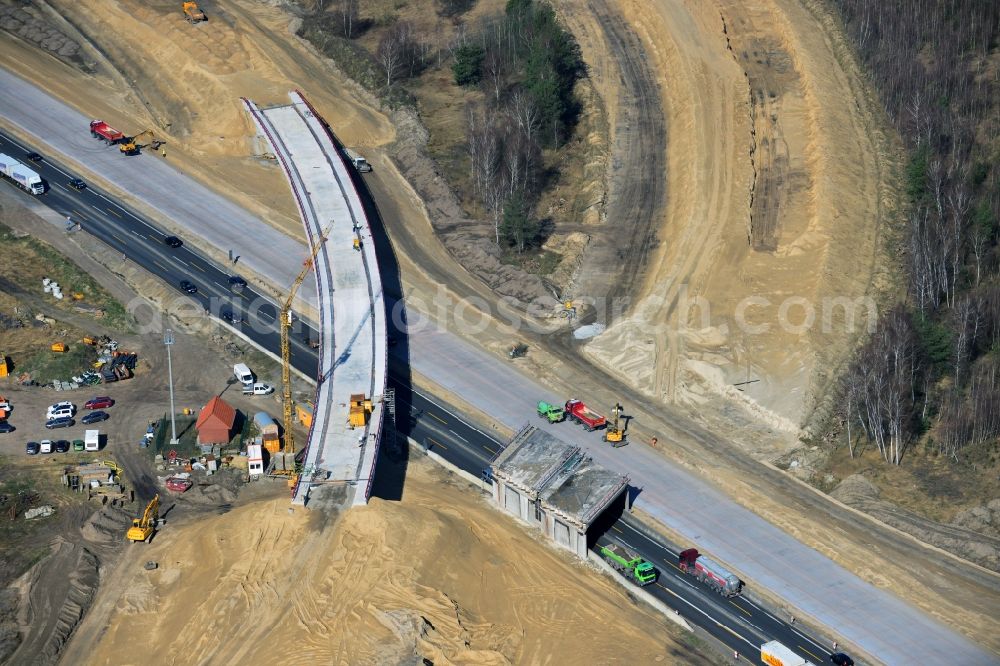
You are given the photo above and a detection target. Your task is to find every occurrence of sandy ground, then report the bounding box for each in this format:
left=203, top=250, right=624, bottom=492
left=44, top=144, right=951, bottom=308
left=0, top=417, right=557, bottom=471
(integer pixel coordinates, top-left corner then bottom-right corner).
left=73, top=454, right=709, bottom=666
left=582, top=0, right=898, bottom=434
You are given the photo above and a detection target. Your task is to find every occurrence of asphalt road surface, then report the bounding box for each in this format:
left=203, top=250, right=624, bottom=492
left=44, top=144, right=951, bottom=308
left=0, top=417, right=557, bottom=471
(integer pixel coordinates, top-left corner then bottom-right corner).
left=2, top=129, right=844, bottom=665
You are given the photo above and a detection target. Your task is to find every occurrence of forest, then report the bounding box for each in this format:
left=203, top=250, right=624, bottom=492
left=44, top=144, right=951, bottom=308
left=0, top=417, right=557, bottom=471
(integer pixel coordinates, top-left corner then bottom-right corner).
left=299, top=0, right=584, bottom=255
left=833, top=0, right=1000, bottom=466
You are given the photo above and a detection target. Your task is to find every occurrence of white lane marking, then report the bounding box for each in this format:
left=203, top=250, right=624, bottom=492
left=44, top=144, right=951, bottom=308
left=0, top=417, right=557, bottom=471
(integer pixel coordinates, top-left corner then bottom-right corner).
left=448, top=429, right=468, bottom=442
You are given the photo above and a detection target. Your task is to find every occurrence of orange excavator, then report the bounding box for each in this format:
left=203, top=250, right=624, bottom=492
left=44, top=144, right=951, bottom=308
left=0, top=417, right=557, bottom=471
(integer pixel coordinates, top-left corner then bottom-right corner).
left=182, top=2, right=206, bottom=23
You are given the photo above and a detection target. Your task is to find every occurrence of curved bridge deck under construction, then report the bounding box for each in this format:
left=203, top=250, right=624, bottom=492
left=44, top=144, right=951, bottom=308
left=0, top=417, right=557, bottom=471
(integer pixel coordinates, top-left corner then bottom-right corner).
left=243, top=92, right=386, bottom=506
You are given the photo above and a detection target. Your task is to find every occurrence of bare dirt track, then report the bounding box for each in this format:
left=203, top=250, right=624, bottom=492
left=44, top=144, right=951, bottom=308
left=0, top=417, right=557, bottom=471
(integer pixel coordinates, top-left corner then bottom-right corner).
left=73, top=456, right=710, bottom=666
left=584, top=0, right=896, bottom=434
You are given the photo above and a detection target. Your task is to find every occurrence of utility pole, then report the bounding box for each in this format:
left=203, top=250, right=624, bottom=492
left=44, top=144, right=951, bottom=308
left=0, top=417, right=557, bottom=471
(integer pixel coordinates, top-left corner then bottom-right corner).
left=164, top=329, right=178, bottom=446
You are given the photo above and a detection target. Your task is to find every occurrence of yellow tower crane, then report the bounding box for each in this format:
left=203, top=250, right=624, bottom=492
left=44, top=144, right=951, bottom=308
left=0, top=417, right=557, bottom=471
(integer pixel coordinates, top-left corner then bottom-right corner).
left=280, top=226, right=331, bottom=461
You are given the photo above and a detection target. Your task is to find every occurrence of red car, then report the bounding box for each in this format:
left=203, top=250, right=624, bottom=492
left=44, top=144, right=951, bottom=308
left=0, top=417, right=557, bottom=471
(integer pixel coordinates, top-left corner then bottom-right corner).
left=84, top=396, right=114, bottom=410
left=165, top=477, right=192, bottom=493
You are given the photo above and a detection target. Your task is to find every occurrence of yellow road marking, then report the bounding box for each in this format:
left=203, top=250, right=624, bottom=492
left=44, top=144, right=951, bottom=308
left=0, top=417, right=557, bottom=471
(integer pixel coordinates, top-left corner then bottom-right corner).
left=729, top=600, right=751, bottom=617
left=426, top=437, right=447, bottom=450
left=483, top=445, right=497, bottom=455
left=153, top=260, right=169, bottom=272
left=664, top=559, right=682, bottom=571
left=611, top=525, right=623, bottom=533
left=799, top=646, right=823, bottom=662
left=112, top=233, right=126, bottom=244
left=429, top=412, right=447, bottom=424
left=107, top=208, right=122, bottom=218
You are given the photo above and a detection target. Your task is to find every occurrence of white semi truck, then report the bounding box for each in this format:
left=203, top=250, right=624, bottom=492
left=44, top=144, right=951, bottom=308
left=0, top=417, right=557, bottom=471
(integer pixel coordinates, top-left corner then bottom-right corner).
left=0, top=153, right=44, bottom=195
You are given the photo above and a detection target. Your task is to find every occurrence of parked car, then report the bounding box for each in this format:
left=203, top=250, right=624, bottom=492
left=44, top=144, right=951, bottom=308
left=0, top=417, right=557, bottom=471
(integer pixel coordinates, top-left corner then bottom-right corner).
left=46, top=401, right=75, bottom=418
left=81, top=411, right=109, bottom=425
left=68, top=178, right=87, bottom=191
left=45, top=417, right=75, bottom=429
left=72, top=439, right=85, bottom=452
left=164, top=236, right=183, bottom=248
left=84, top=397, right=114, bottom=410
left=26, top=441, right=40, bottom=455
left=53, top=440, right=70, bottom=453
left=0, top=422, right=14, bottom=434
left=39, top=439, right=53, bottom=454
left=242, top=382, right=273, bottom=396
left=180, top=280, right=197, bottom=294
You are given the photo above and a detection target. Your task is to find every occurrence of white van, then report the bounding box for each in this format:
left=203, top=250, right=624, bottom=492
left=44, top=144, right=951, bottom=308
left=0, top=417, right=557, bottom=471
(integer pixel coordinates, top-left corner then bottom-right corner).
left=48, top=406, right=74, bottom=420
left=47, top=401, right=74, bottom=418
left=84, top=429, right=100, bottom=452
left=242, top=382, right=273, bottom=396
left=39, top=439, right=53, bottom=454
left=233, top=363, right=254, bottom=385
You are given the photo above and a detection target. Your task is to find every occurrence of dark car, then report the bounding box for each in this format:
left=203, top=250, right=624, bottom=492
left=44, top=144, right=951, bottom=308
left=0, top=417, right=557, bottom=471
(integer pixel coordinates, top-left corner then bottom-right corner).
left=830, top=654, right=854, bottom=666
left=221, top=310, right=244, bottom=325
left=180, top=280, right=198, bottom=294
left=53, top=440, right=71, bottom=453
left=228, top=275, right=247, bottom=292
left=0, top=422, right=14, bottom=434
left=84, top=396, right=114, bottom=410
left=26, top=151, right=42, bottom=162
left=45, top=417, right=75, bottom=429
left=164, top=236, right=183, bottom=248
left=81, top=411, right=109, bottom=425
left=26, top=441, right=40, bottom=455
left=68, top=178, right=87, bottom=191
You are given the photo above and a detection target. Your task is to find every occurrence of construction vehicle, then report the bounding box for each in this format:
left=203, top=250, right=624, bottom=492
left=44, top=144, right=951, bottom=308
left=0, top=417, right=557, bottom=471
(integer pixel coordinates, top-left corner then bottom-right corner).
left=119, top=130, right=164, bottom=156
left=126, top=494, right=159, bottom=543
left=89, top=119, right=125, bottom=144
left=508, top=342, right=527, bottom=359
left=0, top=153, right=45, bottom=195
left=536, top=400, right=564, bottom=423
left=279, top=226, right=331, bottom=462
left=564, top=399, right=606, bottom=431
left=678, top=548, right=743, bottom=597
left=760, top=641, right=815, bottom=666
left=600, top=544, right=657, bottom=586
left=603, top=403, right=626, bottom=445
left=101, top=460, right=123, bottom=480
left=182, top=1, right=206, bottom=23
left=344, top=148, right=371, bottom=172
left=50, top=342, right=67, bottom=353
left=348, top=394, right=372, bottom=429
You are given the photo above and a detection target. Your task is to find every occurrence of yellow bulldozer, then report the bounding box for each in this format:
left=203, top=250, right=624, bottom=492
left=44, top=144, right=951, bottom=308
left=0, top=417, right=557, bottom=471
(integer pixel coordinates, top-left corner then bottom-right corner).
left=182, top=1, right=206, bottom=23
left=119, top=130, right=164, bottom=156
left=126, top=494, right=159, bottom=543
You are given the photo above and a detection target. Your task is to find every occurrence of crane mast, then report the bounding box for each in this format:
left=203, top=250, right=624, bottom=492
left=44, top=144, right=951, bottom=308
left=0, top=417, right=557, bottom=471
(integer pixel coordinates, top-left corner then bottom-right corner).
left=281, top=227, right=331, bottom=458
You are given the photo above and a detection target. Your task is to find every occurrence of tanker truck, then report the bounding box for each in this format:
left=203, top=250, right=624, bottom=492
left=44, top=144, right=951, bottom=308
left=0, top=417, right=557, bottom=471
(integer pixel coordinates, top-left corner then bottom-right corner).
left=678, top=547, right=743, bottom=597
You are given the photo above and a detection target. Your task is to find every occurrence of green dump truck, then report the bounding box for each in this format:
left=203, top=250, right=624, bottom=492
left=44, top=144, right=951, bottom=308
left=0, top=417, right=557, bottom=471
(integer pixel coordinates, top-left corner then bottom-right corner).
left=600, top=544, right=657, bottom=586
left=537, top=400, right=565, bottom=423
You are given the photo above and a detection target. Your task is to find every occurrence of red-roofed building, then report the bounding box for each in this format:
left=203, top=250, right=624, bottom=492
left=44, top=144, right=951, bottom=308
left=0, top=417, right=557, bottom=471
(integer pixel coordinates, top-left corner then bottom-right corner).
left=196, top=396, right=237, bottom=446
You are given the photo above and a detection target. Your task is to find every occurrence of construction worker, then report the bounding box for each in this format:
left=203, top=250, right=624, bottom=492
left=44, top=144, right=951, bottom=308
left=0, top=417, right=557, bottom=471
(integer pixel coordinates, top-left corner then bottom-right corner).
left=832, top=641, right=838, bottom=651
left=733, top=651, right=739, bottom=661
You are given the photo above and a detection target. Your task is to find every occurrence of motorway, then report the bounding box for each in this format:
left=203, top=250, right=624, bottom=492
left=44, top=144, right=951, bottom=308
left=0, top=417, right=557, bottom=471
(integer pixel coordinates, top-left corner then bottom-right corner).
left=1, top=129, right=840, bottom=664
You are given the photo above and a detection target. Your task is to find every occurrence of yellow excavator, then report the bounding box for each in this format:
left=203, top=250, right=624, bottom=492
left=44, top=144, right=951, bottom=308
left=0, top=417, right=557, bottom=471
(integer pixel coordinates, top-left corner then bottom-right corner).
left=182, top=1, right=206, bottom=23
left=603, top=403, right=626, bottom=445
left=119, top=130, right=164, bottom=156
left=126, top=494, right=159, bottom=543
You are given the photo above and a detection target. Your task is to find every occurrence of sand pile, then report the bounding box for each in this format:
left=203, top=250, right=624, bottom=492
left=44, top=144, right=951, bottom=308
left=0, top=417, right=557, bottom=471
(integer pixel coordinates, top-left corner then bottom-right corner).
left=79, top=458, right=708, bottom=665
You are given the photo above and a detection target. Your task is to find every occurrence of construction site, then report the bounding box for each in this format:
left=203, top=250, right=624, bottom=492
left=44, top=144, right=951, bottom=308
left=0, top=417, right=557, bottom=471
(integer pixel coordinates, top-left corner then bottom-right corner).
left=0, top=0, right=997, bottom=665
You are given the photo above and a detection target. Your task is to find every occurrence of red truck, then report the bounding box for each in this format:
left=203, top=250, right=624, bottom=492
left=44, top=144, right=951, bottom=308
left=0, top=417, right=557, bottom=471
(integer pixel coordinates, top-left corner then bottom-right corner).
left=90, top=120, right=125, bottom=144
left=564, top=399, right=607, bottom=431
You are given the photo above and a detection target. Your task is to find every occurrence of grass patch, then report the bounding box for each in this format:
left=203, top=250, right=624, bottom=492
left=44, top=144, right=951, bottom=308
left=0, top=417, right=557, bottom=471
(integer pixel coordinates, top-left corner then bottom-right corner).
left=153, top=415, right=199, bottom=459
left=0, top=222, right=134, bottom=332
left=500, top=249, right=562, bottom=276
left=19, top=343, right=97, bottom=384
